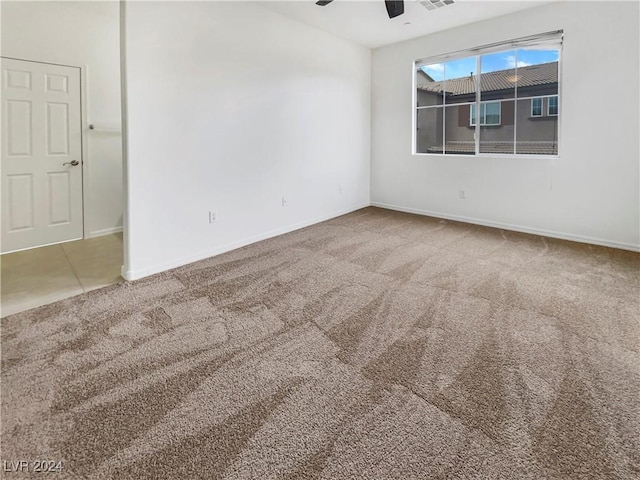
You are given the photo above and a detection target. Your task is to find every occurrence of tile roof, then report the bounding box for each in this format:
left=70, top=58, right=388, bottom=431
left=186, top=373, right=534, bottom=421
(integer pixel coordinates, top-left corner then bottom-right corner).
left=419, top=61, right=558, bottom=96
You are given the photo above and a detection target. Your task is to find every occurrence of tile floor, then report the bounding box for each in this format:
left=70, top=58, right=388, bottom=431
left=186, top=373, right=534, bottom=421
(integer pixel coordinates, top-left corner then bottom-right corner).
left=1, top=233, right=124, bottom=318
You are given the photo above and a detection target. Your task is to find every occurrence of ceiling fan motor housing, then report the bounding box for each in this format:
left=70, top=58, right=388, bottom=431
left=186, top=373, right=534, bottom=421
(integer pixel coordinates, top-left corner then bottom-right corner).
left=385, top=1, right=405, bottom=19
left=315, top=0, right=406, bottom=19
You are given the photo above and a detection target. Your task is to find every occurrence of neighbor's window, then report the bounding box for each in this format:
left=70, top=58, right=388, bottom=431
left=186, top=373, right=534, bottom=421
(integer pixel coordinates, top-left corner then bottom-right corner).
left=471, top=102, right=501, bottom=126
left=548, top=95, right=558, bottom=116
left=531, top=97, right=543, bottom=117
left=414, top=31, right=562, bottom=156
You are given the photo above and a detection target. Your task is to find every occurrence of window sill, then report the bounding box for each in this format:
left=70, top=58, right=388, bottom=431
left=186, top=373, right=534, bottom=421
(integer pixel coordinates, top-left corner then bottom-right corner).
left=413, top=152, right=560, bottom=160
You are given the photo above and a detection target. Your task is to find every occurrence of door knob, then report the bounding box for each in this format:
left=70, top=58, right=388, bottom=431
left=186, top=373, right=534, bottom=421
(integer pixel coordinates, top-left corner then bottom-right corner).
left=63, top=160, right=80, bottom=167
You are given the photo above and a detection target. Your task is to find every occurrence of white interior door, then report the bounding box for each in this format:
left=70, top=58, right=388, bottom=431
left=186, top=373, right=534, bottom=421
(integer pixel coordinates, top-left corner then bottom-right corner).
left=1, top=58, right=83, bottom=253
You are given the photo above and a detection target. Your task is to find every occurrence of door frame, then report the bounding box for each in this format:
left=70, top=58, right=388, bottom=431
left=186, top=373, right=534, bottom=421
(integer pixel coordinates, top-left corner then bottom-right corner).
left=1, top=56, right=88, bottom=248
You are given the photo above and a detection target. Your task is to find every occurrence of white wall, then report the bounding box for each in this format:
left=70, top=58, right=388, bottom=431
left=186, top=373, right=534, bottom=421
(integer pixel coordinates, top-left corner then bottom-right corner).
left=371, top=1, right=640, bottom=251
left=122, top=1, right=371, bottom=279
left=1, top=1, right=123, bottom=237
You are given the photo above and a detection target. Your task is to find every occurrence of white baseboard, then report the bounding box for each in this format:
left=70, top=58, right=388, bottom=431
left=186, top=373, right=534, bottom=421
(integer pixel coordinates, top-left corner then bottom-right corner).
left=86, top=226, right=123, bottom=239
left=371, top=201, right=640, bottom=253
left=121, top=203, right=370, bottom=281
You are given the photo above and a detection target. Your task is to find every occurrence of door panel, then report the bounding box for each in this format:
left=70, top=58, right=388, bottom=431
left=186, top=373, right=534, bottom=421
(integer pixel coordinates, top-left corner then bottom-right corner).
left=7, top=100, right=32, bottom=156
left=6, top=69, right=32, bottom=90
left=47, top=172, right=72, bottom=225
left=1, top=58, right=83, bottom=253
left=46, top=102, right=70, bottom=155
left=7, top=174, right=34, bottom=231
left=45, top=74, right=68, bottom=93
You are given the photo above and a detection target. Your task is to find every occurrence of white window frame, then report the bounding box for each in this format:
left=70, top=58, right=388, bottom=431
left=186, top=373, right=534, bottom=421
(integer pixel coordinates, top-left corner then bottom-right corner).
left=548, top=95, right=558, bottom=116
left=470, top=101, right=502, bottom=126
left=531, top=97, right=544, bottom=117
left=412, top=30, right=562, bottom=159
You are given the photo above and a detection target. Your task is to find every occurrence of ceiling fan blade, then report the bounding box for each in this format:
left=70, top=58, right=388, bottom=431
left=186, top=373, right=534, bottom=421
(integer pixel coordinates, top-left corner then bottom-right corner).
left=385, top=0, right=404, bottom=18
left=316, top=0, right=334, bottom=5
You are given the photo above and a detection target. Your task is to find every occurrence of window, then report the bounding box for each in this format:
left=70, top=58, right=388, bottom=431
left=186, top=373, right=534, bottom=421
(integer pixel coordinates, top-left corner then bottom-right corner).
left=531, top=97, right=543, bottom=117
left=470, top=102, right=501, bottom=126
left=548, top=95, right=558, bottom=116
left=415, top=31, right=562, bottom=156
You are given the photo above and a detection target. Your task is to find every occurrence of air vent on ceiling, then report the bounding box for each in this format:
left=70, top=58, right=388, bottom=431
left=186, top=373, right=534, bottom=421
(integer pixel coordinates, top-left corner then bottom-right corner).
left=417, top=0, right=454, bottom=11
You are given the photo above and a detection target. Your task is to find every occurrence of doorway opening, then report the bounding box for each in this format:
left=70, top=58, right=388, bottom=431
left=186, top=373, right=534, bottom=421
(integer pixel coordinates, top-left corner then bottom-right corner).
left=1, top=1, right=124, bottom=317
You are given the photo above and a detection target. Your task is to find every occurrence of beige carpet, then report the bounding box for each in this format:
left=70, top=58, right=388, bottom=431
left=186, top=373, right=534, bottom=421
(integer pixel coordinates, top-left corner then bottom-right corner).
left=2, top=207, right=639, bottom=479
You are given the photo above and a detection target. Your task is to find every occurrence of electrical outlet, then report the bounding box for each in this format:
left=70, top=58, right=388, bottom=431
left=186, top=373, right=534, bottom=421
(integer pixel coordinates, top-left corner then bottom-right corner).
left=459, top=189, right=466, bottom=199
left=338, top=184, right=343, bottom=194
left=281, top=196, right=287, bottom=207
left=209, top=211, right=217, bottom=223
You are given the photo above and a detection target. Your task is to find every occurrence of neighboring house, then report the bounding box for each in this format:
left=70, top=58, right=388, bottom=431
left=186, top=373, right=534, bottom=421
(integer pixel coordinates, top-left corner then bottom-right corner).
left=416, top=69, right=435, bottom=88
left=417, top=61, right=558, bottom=154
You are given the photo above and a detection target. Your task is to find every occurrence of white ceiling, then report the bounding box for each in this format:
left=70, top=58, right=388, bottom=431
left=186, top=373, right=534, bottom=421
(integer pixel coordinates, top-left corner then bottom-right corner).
left=259, top=0, right=554, bottom=49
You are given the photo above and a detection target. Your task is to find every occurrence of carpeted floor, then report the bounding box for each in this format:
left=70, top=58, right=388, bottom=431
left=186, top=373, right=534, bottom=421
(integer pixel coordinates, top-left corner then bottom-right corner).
left=2, top=207, right=639, bottom=479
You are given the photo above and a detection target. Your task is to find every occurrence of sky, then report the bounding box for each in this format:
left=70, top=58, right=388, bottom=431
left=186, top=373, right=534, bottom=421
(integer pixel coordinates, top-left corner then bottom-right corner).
left=420, top=48, right=559, bottom=82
